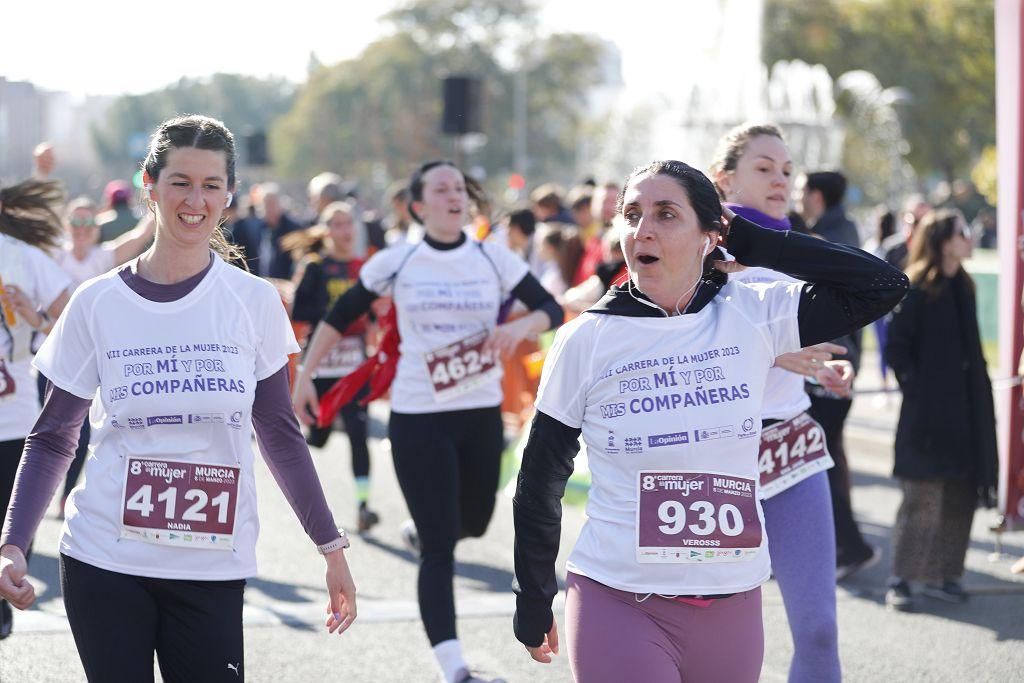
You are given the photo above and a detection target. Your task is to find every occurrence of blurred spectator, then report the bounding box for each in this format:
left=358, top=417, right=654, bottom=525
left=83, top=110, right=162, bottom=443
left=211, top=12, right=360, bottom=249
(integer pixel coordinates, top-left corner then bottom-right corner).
left=883, top=194, right=932, bottom=270
left=973, top=206, right=997, bottom=249
left=505, top=208, right=538, bottom=267
left=383, top=181, right=420, bottom=246
left=949, top=179, right=990, bottom=225
left=56, top=198, right=155, bottom=288
left=530, top=183, right=575, bottom=225
left=883, top=209, right=998, bottom=611
left=531, top=224, right=577, bottom=299
left=573, top=181, right=619, bottom=285
left=865, top=210, right=898, bottom=391
left=798, top=170, right=875, bottom=578
left=229, top=182, right=301, bottom=278
left=567, top=185, right=594, bottom=229
left=797, top=171, right=860, bottom=246
left=786, top=210, right=811, bottom=235
left=32, top=143, right=55, bottom=180
left=97, top=180, right=139, bottom=242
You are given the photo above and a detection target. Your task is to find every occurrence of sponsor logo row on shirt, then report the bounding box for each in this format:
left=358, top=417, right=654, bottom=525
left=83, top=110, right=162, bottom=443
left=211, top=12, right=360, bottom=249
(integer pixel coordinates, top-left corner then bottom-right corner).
left=110, top=412, right=244, bottom=430
left=603, top=418, right=758, bottom=455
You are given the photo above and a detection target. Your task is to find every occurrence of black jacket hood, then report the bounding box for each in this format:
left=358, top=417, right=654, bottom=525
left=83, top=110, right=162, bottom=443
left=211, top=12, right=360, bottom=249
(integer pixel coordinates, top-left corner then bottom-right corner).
left=587, top=248, right=728, bottom=318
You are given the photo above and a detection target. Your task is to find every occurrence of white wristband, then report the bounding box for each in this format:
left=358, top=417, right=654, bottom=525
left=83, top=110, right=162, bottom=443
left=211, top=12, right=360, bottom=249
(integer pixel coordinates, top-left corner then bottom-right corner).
left=317, top=530, right=350, bottom=555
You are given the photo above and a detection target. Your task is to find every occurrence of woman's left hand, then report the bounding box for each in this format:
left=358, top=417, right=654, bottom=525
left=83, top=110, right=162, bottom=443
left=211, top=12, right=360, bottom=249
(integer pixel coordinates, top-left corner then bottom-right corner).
left=815, top=360, right=855, bottom=398
left=484, top=316, right=535, bottom=359
left=323, top=549, right=357, bottom=635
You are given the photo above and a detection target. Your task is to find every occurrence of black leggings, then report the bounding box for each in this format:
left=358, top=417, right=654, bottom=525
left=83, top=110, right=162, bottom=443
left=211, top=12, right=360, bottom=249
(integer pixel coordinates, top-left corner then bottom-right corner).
left=308, top=378, right=370, bottom=480
left=807, top=394, right=872, bottom=563
left=389, top=406, right=504, bottom=645
left=60, top=554, right=245, bottom=682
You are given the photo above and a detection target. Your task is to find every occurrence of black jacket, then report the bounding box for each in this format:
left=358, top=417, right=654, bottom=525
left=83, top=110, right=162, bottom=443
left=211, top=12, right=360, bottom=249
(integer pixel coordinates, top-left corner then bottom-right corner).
left=884, top=271, right=998, bottom=501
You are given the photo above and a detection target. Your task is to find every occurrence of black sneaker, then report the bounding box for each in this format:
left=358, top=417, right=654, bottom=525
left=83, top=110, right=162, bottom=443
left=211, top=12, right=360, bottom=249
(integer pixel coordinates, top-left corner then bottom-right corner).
left=0, top=599, right=12, bottom=640
left=836, top=545, right=881, bottom=581
left=885, top=579, right=913, bottom=611
left=922, top=580, right=968, bottom=603
left=357, top=505, right=380, bottom=534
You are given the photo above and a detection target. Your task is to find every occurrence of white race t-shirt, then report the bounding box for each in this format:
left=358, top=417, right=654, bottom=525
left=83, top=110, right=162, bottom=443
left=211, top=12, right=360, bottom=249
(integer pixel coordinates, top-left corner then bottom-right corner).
left=728, top=265, right=811, bottom=421
left=33, top=255, right=299, bottom=580
left=55, top=244, right=116, bottom=290
left=0, top=234, right=71, bottom=441
left=359, top=237, right=529, bottom=413
left=535, top=279, right=802, bottom=595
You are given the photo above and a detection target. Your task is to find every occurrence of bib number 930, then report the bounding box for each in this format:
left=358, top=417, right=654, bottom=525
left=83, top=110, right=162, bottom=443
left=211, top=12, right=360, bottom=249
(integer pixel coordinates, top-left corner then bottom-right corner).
left=656, top=499, right=745, bottom=537
left=637, top=471, right=762, bottom=564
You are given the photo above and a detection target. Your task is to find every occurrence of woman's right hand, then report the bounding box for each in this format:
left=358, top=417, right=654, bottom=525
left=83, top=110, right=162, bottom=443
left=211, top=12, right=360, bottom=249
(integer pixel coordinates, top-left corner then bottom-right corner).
left=292, top=374, right=319, bottom=427
left=0, top=545, right=35, bottom=610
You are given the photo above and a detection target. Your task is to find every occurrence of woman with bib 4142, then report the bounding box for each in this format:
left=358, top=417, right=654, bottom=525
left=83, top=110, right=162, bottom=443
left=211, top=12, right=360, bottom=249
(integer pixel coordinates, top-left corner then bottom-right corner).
left=710, top=123, right=850, bottom=683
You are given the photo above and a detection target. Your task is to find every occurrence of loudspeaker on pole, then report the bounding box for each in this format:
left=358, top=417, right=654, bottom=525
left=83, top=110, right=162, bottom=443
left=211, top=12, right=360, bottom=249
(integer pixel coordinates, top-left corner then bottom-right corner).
left=442, top=76, right=483, bottom=135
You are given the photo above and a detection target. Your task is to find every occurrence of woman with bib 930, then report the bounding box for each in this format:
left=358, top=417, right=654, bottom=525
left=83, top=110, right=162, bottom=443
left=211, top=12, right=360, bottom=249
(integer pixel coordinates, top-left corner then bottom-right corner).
left=710, top=123, right=850, bottom=683
left=512, top=160, right=907, bottom=682
left=293, top=160, right=562, bottom=683
left=0, top=115, right=356, bottom=682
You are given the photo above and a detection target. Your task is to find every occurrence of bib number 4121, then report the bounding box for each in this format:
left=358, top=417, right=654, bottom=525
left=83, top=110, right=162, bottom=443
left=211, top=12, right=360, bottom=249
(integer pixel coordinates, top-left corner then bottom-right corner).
left=120, top=458, right=240, bottom=550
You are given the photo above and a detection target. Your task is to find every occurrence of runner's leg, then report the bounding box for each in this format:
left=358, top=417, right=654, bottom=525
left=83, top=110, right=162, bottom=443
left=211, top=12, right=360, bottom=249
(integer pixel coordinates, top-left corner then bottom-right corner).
left=390, top=411, right=461, bottom=645
left=762, top=471, right=841, bottom=683
left=565, top=572, right=682, bottom=683
left=454, top=406, right=503, bottom=539
left=154, top=577, right=246, bottom=682
left=61, top=554, right=158, bottom=683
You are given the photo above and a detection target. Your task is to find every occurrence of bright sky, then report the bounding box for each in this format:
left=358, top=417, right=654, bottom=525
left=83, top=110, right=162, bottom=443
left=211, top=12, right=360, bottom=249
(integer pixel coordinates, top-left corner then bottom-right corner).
left=2, top=1, right=729, bottom=99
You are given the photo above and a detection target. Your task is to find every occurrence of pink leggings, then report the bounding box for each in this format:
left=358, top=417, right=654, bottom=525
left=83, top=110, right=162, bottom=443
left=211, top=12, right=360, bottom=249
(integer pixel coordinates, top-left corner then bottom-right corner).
left=565, top=573, right=764, bottom=683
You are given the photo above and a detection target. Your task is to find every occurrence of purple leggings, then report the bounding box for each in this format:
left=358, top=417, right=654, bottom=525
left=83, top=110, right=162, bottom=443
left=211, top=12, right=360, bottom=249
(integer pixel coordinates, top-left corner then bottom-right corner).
left=565, top=572, right=763, bottom=683
left=761, top=470, right=841, bottom=682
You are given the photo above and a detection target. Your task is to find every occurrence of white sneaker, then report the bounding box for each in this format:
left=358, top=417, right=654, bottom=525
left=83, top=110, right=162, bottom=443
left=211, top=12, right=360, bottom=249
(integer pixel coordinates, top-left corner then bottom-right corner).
left=400, top=519, right=420, bottom=558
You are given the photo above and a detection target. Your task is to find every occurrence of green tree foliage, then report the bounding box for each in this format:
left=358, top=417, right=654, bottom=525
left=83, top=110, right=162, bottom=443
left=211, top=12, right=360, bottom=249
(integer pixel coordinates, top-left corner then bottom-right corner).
left=271, top=0, right=604, bottom=193
left=764, top=0, right=994, bottom=181
left=92, top=74, right=296, bottom=167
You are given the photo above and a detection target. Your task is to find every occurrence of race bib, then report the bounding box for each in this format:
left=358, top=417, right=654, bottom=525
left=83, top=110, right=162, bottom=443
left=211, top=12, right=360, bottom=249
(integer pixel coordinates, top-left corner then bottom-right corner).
left=317, top=336, right=365, bottom=377
left=637, top=471, right=762, bottom=564
left=0, top=359, right=15, bottom=399
left=758, top=413, right=834, bottom=500
left=424, top=330, right=499, bottom=402
left=120, top=457, right=240, bottom=551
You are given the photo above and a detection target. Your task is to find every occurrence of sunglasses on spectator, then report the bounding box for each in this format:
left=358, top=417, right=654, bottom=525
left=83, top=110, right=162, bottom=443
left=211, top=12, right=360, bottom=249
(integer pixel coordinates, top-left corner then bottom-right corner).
left=69, top=217, right=97, bottom=228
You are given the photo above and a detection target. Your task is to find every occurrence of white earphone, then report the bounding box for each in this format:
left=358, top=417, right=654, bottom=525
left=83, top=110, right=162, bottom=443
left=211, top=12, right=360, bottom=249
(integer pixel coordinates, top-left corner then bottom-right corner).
left=702, top=235, right=712, bottom=256
left=143, top=184, right=153, bottom=200
left=225, top=192, right=233, bottom=208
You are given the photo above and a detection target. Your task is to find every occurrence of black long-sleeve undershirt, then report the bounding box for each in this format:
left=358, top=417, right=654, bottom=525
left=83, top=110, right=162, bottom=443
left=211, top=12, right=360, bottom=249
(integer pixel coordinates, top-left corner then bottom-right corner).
left=512, top=215, right=909, bottom=647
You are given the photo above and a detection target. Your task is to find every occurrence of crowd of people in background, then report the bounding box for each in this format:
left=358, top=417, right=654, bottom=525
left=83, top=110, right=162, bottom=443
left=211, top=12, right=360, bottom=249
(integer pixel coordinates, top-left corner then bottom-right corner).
left=0, top=118, right=1017, bottom=683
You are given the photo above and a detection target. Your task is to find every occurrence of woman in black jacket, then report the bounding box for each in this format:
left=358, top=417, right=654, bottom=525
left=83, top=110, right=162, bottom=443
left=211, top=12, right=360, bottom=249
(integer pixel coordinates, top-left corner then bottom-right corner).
left=883, top=208, right=998, bottom=611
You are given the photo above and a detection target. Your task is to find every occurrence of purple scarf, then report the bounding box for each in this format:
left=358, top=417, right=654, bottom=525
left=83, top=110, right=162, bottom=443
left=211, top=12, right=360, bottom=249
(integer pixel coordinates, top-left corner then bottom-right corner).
left=725, top=203, right=791, bottom=232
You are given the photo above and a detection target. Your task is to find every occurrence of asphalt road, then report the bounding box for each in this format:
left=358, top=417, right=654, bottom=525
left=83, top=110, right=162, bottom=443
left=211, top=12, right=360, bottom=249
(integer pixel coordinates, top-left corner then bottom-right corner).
left=2, top=360, right=1023, bottom=682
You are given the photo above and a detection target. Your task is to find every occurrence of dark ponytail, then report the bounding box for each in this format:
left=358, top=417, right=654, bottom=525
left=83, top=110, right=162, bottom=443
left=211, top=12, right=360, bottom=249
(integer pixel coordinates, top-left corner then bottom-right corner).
left=0, top=178, right=66, bottom=250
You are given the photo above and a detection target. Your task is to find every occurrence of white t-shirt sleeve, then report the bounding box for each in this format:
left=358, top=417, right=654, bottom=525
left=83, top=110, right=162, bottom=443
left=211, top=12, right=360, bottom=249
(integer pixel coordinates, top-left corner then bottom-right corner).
left=253, top=285, right=301, bottom=381
left=25, top=245, right=71, bottom=309
left=760, top=280, right=803, bottom=358
left=33, top=289, right=100, bottom=399
left=482, top=241, right=530, bottom=292
left=358, top=246, right=407, bottom=296
left=534, top=317, right=595, bottom=429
